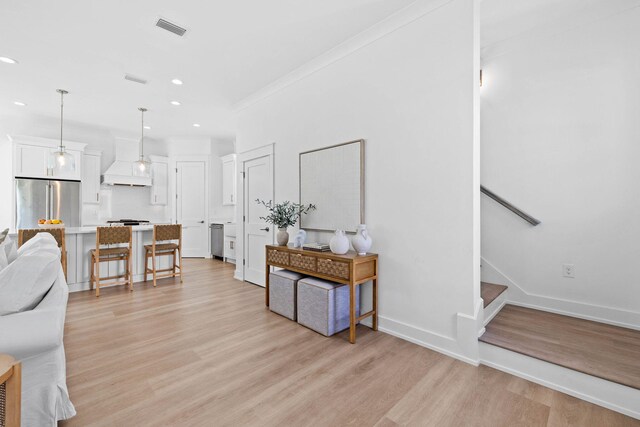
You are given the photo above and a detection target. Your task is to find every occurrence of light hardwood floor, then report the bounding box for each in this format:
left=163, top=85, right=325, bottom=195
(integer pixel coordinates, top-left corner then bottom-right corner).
left=61, top=259, right=639, bottom=426
left=480, top=304, right=640, bottom=390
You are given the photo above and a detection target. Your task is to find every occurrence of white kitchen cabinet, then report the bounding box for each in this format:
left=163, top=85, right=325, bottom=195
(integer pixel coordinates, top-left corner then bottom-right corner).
left=223, top=236, right=236, bottom=262
left=10, top=135, right=86, bottom=180
left=221, top=154, right=236, bottom=205
left=77, top=232, right=95, bottom=284
left=65, top=234, right=77, bottom=285
left=223, top=223, right=236, bottom=263
left=150, top=156, right=169, bottom=206
left=82, top=151, right=102, bottom=204
left=14, top=144, right=49, bottom=178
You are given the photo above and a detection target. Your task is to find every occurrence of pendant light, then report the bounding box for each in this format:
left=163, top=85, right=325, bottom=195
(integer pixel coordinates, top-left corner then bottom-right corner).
left=49, top=89, right=76, bottom=173
left=133, top=107, right=151, bottom=177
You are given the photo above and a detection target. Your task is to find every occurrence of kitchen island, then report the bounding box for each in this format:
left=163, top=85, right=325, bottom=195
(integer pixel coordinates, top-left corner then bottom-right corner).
left=14, top=225, right=175, bottom=292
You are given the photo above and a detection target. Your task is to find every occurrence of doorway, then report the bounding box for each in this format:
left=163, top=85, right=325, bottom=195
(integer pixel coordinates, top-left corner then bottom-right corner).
left=175, top=160, right=208, bottom=257
left=238, top=145, right=274, bottom=286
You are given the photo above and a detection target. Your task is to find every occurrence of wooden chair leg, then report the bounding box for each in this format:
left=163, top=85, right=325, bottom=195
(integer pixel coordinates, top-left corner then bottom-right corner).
left=95, top=259, right=101, bottom=297
left=172, top=250, right=176, bottom=277
left=128, top=253, right=133, bottom=292
left=179, top=248, right=183, bottom=284
left=90, top=255, right=94, bottom=291
left=143, top=249, right=148, bottom=282
left=152, top=251, right=157, bottom=287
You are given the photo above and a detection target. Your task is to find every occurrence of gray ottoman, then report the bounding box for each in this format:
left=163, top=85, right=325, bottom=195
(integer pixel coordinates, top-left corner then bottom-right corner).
left=269, top=269, right=306, bottom=320
left=297, top=277, right=360, bottom=337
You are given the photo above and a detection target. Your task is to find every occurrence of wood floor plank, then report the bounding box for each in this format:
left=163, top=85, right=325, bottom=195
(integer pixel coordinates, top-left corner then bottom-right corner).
left=480, top=305, right=640, bottom=390
left=59, top=260, right=640, bottom=426
left=481, top=282, right=508, bottom=308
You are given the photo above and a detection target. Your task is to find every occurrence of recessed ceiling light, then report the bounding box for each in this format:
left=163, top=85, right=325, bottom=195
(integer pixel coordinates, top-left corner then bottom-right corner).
left=13, top=101, right=26, bottom=106
left=171, top=78, right=183, bottom=85
left=170, top=100, right=181, bottom=106
left=0, top=56, right=18, bottom=64
left=192, top=123, right=200, bottom=127
left=144, top=125, right=151, bottom=130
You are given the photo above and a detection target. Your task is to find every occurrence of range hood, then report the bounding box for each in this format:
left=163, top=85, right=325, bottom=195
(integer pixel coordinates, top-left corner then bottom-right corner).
left=101, top=139, right=152, bottom=186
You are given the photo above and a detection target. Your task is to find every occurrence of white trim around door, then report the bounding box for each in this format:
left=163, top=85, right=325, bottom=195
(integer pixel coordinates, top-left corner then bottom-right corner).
left=235, top=143, right=274, bottom=283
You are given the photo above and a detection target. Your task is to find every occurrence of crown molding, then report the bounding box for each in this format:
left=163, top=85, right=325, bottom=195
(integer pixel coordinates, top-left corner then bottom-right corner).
left=233, top=0, right=453, bottom=112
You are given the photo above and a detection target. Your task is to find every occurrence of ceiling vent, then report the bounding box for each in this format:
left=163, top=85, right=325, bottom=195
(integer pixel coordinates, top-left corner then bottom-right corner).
left=156, top=18, right=187, bottom=36
left=124, top=74, right=148, bottom=85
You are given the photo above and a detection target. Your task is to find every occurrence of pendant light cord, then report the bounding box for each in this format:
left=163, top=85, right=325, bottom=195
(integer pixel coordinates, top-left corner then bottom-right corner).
left=59, top=90, right=65, bottom=152
left=139, top=107, right=147, bottom=160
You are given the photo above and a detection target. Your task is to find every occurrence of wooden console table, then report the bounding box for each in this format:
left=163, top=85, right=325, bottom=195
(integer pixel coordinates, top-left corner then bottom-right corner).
left=265, top=244, right=378, bottom=344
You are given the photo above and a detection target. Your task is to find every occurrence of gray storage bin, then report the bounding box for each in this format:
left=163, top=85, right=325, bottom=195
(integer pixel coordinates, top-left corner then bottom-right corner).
left=297, top=277, right=360, bottom=337
left=269, top=269, right=306, bottom=320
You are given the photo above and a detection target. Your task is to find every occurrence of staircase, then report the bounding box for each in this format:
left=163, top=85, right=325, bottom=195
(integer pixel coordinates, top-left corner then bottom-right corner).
left=479, top=187, right=640, bottom=418
left=478, top=282, right=640, bottom=419
left=480, top=282, right=507, bottom=325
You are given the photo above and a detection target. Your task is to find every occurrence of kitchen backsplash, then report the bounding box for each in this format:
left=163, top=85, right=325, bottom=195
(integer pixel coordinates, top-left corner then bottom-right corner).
left=82, top=185, right=170, bottom=225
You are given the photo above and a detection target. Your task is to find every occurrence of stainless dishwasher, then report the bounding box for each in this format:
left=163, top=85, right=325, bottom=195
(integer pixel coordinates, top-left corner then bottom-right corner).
left=210, top=223, right=224, bottom=259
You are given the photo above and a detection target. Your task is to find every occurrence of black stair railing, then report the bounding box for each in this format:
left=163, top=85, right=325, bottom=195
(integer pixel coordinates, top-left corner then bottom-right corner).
left=481, top=185, right=541, bottom=226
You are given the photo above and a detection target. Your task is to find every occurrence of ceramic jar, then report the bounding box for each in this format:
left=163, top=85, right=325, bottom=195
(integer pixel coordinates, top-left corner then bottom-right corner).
left=329, top=230, right=350, bottom=255
left=293, top=229, right=307, bottom=248
left=276, top=227, right=289, bottom=246
left=352, top=224, right=372, bottom=255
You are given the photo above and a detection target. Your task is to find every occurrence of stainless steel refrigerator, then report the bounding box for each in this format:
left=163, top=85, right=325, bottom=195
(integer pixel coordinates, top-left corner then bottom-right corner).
left=15, top=178, right=80, bottom=229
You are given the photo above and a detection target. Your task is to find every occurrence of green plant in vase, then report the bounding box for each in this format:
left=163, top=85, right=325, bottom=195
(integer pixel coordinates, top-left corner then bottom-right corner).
left=256, top=199, right=316, bottom=246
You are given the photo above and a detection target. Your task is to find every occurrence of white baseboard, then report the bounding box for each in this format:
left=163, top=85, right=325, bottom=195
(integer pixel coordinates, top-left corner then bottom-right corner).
left=233, top=270, right=244, bottom=282
left=480, top=342, right=640, bottom=420
left=376, top=315, right=479, bottom=366
left=481, top=257, right=640, bottom=330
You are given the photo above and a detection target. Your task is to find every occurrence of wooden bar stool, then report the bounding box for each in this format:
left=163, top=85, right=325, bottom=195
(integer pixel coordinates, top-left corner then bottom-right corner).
left=18, top=228, right=67, bottom=279
left=0, top=354, right=21, bottom=427
left=144, top=224, right=183, bottom=287
left=90, top=226, right=133, bottom=297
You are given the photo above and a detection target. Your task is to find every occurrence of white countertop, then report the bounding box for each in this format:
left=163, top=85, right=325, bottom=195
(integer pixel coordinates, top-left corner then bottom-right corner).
left=9, top=224, right=163, bottom=236
left=64, top=225, right=157, bottom=234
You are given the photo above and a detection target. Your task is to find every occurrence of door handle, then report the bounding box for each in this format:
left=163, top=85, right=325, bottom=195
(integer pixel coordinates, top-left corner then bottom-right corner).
left=260, top=227, right=270, bottom=232
left=199, top=220, right=205, bottom=223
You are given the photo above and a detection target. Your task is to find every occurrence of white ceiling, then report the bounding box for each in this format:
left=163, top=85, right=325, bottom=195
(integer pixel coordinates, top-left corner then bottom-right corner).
left=0, top=0, right=414, bottom=140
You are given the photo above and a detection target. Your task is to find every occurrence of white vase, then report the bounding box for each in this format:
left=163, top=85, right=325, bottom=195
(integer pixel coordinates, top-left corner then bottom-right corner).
left=352, top=224, right=372, bottom=255
left=329, top=230, right=349, bottom=255
left=293, top=230, right=307, bottom=248
left=276, top=227, right=289, bottom=246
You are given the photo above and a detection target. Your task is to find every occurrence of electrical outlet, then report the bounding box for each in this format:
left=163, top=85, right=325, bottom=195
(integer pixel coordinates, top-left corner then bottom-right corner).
left=562, top=264, right=575, bottom=278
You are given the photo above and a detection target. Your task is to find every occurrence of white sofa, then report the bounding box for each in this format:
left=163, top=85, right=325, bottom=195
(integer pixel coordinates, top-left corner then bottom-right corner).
left=0, top=234, right=76, bottom=426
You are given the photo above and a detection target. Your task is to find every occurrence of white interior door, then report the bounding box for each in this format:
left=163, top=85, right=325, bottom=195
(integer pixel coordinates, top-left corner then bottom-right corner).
left=243, top=155, right=272, bottom=285
left=176, top=161, right=207, bottom=257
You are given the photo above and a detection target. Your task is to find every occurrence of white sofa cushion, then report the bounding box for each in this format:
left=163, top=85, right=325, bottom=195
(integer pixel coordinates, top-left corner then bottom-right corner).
left=0, top=268, right=76, bottom=425
left=0, top=236, right=18, bottom=265
left=0, top=250, right=60, bottom=316
left=17, top=232, right=59, bottom=257
left=0, top=248, right=8, bottom=270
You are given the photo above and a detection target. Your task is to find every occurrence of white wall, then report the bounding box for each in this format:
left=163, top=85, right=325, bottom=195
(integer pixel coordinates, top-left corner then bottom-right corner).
left=165, top=137, right=236, bottom=224
left=236, top=0, right=481, bottom=361
left=481, top=8, right=640, bottom=326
